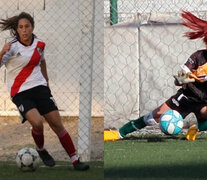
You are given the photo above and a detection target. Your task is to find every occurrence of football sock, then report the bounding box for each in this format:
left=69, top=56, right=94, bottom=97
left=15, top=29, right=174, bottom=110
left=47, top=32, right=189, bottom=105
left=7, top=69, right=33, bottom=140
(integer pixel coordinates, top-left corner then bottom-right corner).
left=198, top=121, right=207, bottom=131
left=31, top=127, right=44, bottom=149
left=119, top=116, right=146, bottom=137
left=57, top=129, right=79, bottom=164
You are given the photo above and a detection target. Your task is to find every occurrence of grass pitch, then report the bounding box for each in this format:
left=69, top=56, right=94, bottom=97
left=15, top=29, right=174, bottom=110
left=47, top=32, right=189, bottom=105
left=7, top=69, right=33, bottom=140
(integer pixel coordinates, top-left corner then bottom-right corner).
left=104, top=133, right=207, bottom=180
left=0, top=161, right=103, bottom=180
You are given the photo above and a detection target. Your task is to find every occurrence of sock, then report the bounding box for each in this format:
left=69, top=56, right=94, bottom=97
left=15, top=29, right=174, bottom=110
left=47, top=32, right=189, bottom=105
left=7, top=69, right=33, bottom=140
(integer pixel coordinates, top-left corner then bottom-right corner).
left=58, top=129, right=79, bottom=164
left=31, top=128, right=44, bottom=150
left=198, top=121, right=207, bottom=131
left=119, top=116, right=146, bottom=137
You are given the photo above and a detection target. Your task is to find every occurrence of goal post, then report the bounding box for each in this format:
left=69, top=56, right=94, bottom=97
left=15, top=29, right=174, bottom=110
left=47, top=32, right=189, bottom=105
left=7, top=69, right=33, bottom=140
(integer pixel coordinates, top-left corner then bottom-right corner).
left=78, top=0, right=96, bottom=161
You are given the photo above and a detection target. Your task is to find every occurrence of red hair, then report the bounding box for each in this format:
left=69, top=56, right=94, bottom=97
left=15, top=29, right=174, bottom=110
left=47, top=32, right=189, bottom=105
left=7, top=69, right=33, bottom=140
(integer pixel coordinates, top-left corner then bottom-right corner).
left=181, top=10, right=207, bottom=43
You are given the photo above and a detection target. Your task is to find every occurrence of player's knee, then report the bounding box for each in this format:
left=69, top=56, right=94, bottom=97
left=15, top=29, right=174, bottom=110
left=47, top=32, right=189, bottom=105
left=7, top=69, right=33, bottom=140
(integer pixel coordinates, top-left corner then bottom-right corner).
left=31, top=120, right=43, bottom=131
left=143, top=112, right=157, bottom=126
left=153, top=109, right=165, bottom=122
left=200, top=106, right=207, bottom=114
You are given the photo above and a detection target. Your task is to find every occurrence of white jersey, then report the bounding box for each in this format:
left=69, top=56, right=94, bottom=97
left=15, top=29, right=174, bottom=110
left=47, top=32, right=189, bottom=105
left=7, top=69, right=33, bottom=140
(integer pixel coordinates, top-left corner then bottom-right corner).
left=1, top=36, right=47, bottom=97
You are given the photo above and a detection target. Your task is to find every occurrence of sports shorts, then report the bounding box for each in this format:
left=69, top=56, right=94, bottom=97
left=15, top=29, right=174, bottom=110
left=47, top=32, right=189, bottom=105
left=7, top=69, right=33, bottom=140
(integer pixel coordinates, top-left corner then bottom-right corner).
left=166, top=89, right=207, bottom=122
left=12, top=85, right=58, bottom=123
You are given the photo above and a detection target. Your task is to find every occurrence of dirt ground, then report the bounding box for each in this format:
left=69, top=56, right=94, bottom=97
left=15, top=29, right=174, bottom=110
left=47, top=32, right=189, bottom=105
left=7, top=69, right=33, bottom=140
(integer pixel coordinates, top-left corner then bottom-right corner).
left=0, top=116, right=103, bottom=162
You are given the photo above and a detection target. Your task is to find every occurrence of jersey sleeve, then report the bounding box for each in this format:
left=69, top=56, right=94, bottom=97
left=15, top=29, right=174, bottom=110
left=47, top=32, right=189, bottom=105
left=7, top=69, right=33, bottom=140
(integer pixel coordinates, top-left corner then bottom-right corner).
left=0, top=41, right=16, bottom=67
left=184, top=51, right=198, bottom=71
left=0, top=50, right=12, bottom=67
left=180, top=51, right=199, bottom=73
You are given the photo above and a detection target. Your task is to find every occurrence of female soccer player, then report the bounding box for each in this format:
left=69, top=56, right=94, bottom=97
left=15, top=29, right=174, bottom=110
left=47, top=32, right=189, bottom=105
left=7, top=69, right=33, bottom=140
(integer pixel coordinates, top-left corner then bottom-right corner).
left=0, top=12, right=89, bottom=170
left=106, top=11, right=207, bottom=142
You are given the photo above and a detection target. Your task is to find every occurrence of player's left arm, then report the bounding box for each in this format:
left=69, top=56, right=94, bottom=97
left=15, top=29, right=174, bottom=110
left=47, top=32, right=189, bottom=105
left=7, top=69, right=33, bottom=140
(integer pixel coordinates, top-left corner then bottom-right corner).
left=40, top=59, right=49, bottom=85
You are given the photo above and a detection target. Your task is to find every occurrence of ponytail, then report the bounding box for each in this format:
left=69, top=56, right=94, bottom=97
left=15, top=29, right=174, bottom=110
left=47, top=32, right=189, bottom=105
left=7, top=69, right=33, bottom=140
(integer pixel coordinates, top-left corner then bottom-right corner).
left=181, top=10, right=207, bottom=44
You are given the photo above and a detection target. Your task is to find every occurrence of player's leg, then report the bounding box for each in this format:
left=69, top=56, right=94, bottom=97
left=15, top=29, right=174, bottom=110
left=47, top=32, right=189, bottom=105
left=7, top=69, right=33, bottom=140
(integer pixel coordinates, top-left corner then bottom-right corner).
left=119, top=102, right=171, bottom=138
left=25, top=108, right=55, bottom=167
left=43, top=110, right=77, bottom=159
left=43, top=110, right=89, bottom=171
left=25, top=108, right=44, bottom=149
left=197, top=106, right=207, bottom=130
left=187, top=105, right=207, bottom=141
left=118, top=90, right=191, bottom=140
left=35, top=86, right=88, bottom=170
left=186, top=124, right=198, bottom=141
left=11, top=90, right=55, bottom=167
left=104, top=102, right=171, bottom=141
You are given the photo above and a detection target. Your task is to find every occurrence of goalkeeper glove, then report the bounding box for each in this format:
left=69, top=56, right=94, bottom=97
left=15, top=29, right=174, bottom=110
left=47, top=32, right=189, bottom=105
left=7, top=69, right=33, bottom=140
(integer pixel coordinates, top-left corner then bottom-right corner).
left=173, top=70, right=195, bottom=86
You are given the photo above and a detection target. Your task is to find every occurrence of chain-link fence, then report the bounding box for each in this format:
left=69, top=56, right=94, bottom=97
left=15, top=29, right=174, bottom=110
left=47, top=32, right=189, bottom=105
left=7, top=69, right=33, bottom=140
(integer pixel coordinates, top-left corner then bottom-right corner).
left=104, top=0, right=207, bottom=129
left=0, top=0, right=103, bottom=161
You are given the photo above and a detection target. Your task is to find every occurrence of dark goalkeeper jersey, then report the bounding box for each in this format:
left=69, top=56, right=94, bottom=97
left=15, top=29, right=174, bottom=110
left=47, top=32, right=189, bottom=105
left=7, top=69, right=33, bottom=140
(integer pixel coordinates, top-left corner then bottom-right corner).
left=182, top=49, right=207, bottom=102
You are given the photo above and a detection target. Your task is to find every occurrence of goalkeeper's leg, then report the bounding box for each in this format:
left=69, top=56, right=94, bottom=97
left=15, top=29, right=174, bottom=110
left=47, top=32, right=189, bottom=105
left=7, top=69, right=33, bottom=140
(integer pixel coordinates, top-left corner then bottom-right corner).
left=104, top=103, right=170, bottom=141
left=119, top=116, right=146, bottom=138
left=119, top=112, right=158, bottom=138
left=119, top=102, right=171, bottom=138
left=104, top=114, right=153, bottom=141
left=186, top=107, right=207, bottom=141
left=186, top=124, right=198, bottom=141
left=186, top=121, right=207, bottom=141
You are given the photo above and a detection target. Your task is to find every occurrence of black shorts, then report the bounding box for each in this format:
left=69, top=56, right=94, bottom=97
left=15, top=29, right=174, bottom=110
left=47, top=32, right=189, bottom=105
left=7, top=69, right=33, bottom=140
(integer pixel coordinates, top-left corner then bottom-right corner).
left=166, top=89, right=207, bottom=122
left=12, top=85, right=58, bottom=123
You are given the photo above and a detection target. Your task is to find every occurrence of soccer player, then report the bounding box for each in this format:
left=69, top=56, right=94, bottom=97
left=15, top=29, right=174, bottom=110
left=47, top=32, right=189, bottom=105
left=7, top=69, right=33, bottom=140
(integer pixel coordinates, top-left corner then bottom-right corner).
left=105, top=11, right=207, bottom=142
left=0, top=12, right=89, bottom=170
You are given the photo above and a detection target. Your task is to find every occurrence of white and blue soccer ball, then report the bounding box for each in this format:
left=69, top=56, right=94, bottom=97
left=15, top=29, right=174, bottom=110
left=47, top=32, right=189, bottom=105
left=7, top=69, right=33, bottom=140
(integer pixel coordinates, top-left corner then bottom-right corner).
left=159, top=110, right=184, bottom=135
left=16, top=147, right=40, bottom=171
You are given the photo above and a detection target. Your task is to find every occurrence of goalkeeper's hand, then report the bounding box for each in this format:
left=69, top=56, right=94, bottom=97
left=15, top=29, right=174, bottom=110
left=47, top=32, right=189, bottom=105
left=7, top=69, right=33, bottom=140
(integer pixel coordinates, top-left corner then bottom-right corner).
left=173, top=70, right=195, bottom=86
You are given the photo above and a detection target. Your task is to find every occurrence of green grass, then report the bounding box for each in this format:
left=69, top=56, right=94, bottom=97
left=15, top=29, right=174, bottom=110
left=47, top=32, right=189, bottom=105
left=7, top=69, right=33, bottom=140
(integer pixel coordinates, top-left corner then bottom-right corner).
left=0, top=161, right=104, bottom=180
left=104, top=134, right=207, bottom=180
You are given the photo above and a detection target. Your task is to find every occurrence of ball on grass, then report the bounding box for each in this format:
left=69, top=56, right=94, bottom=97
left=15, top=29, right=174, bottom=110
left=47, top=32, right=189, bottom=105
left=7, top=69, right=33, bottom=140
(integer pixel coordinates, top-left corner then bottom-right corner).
left=159, top=110, right=183, bottom=135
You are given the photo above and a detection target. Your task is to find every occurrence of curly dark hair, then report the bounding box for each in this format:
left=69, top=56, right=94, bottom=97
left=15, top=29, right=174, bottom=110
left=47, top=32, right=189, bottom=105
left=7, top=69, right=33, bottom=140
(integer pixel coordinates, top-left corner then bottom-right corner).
left=0, top=12, right=34, bottom=37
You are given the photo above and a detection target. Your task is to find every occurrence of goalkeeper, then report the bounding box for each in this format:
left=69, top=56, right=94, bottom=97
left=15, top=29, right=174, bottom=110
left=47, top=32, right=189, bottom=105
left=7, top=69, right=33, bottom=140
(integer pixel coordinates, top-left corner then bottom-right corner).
left=105, top=11, right=207, bottom=141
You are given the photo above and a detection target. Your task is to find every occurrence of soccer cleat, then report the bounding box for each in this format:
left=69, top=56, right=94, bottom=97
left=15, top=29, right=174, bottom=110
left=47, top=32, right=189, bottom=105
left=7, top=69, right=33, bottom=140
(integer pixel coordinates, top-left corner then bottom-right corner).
left=37, top=149, right=55, bottom=167
left=73, top=159, right=89, bottom=171
left=104, top=130, right=121, bottom=141
left=186, top=124, right=198, bottom=141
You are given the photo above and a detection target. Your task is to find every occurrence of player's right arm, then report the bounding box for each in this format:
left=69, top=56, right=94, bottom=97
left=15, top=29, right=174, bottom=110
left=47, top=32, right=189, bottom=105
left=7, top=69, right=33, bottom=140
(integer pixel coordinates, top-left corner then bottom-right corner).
left=173, top=69, right=195, bottom=86
left=173, top=51, right=200, bottom=86
left=0, top=43, right=11, bottom=65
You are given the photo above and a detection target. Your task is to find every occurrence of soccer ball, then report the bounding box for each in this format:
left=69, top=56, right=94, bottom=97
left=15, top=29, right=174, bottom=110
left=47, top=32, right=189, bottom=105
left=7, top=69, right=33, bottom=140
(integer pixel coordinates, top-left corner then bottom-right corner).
left=159, top=110, right=184, bottom=135
left=16, top=147, right=40, bottom=171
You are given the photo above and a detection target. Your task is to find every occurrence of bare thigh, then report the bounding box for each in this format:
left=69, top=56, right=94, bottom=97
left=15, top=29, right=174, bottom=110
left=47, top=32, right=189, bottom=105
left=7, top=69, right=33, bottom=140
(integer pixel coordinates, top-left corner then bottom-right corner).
left=43, top=110, right=65, bottom=135
left=153, top=102, right=171, bottom=122
left=25, top=108, right=44, bottom=130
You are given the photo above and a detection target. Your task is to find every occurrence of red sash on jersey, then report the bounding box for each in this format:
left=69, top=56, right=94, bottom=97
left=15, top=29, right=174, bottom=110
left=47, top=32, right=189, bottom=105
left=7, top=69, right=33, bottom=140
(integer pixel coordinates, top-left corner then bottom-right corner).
left=11, top=41, right=45, bottom=97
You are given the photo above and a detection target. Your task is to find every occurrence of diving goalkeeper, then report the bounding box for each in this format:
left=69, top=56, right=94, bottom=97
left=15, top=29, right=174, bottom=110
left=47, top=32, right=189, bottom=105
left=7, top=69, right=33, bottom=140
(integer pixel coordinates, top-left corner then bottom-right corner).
left=105, top=11, right=207, bottom=141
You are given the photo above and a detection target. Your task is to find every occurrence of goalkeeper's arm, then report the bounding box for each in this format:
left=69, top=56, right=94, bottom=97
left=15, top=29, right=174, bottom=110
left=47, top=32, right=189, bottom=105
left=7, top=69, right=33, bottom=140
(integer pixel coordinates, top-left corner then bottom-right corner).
left=173, top=70, right=195, bottom=86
